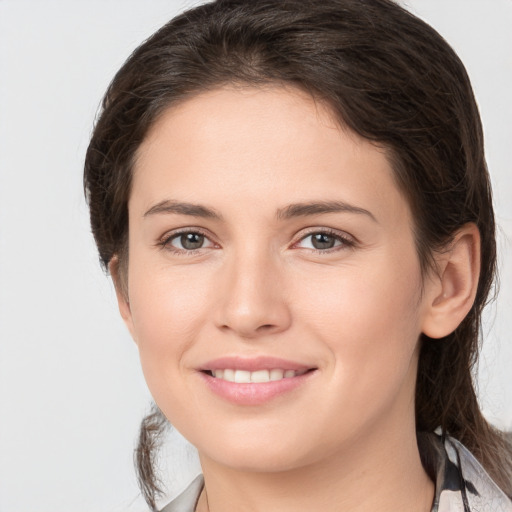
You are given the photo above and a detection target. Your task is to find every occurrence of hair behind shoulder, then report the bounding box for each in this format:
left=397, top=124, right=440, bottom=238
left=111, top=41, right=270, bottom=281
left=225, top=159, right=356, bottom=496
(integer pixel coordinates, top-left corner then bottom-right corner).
left=84, top=0, right=512, bottom=508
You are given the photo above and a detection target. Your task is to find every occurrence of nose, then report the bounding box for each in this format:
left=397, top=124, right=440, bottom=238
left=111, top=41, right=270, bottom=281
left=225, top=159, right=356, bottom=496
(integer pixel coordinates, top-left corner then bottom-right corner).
left=214, top=248, right=292, bottom=339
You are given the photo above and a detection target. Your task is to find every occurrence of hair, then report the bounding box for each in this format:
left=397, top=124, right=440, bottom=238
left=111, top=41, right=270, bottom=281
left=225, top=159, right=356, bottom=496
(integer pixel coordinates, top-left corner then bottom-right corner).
left=84, top=0, right=512, bottom=509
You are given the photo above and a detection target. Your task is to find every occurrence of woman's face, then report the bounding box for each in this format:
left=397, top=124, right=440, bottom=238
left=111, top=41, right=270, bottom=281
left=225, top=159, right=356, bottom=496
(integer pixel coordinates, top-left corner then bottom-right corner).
left=120, top=86, right=436, bottom=472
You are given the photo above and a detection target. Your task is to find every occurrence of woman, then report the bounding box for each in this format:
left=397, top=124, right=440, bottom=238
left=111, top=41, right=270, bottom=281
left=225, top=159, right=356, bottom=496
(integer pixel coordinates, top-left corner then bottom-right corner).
left=84, top=0, right=512, bottom=510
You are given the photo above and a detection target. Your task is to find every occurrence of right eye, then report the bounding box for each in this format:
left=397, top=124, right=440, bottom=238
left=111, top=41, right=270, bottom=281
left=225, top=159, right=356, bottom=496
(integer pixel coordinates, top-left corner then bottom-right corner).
left=161, top=231, right=216, bottom=253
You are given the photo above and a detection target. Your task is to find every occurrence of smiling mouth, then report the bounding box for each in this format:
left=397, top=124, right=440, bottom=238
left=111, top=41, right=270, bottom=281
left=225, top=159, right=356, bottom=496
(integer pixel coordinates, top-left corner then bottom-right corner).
left=203, top=368, right=314, bottom=383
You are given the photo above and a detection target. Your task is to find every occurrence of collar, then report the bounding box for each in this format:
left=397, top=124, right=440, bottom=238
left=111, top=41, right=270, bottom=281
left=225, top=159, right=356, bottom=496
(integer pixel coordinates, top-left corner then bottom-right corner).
left=160, top=433, right=512, bottom=512
left=420, top=432, right=511, bottom=512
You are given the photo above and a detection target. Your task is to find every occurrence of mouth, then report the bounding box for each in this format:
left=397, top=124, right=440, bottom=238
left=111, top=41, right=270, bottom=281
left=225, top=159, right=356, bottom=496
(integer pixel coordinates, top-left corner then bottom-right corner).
left=202, top=368, right=313, bottom=383
left=197, top=357, right=318, bottom=405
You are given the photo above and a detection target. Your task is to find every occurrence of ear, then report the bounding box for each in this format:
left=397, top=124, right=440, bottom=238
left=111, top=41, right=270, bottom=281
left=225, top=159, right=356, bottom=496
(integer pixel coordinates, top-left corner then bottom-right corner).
left=421, top=223, right=481, bottom=339
left=109, top=256, right=137, bottom=342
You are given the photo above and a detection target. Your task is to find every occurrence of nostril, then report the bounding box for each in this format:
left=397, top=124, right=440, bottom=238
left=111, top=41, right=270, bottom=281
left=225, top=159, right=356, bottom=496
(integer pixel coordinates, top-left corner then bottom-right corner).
left=257, top=324, right=278, bottom=331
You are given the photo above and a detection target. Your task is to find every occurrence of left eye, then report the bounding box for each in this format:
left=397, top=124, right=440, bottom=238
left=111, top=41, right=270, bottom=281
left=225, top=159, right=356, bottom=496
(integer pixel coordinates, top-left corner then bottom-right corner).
left=166, top=232, right=215, bottom=251
left=296, top=232, right=348, bottom=250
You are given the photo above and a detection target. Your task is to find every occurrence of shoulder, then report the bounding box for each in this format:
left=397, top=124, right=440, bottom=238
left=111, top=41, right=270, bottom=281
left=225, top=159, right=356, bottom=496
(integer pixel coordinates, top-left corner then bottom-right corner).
left=421, top=432, right=512, bottom=512
left=444, top=436, right=511, bottom=511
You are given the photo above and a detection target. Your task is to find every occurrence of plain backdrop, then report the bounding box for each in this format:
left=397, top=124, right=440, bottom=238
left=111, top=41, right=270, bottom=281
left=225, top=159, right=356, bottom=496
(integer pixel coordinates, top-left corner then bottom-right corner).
left=0, top=1, right=511, bottom=511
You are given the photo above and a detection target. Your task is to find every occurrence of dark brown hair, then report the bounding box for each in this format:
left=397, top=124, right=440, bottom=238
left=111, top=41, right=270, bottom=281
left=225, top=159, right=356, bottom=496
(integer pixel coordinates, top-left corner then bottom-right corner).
left=84, top=0, right=512, bottom=509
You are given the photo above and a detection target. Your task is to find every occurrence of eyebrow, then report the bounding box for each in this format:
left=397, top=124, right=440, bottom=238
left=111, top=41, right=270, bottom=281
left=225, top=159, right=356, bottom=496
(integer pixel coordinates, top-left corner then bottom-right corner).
left=276, top=200, right=377, bottom=223
left=143, top=199, right=377, bottom=223
left=144, top=200, right=224, bottom=220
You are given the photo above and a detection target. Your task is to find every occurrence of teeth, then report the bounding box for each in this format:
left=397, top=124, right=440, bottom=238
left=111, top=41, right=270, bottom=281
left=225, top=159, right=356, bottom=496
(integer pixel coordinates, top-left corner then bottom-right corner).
left=270, top=369, right=284, bottom=381
left=234, top=370, right=251, bottom=383
left=210, top=368, right=307, bottom=383
left=223, top=369, right=235, bottom=382
left=251, top=370, right=270, bottom=383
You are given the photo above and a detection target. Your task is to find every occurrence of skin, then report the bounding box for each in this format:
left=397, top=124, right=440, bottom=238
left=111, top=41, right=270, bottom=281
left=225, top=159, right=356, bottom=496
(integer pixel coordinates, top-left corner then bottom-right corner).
left=114, top=86, right=480, bottom=512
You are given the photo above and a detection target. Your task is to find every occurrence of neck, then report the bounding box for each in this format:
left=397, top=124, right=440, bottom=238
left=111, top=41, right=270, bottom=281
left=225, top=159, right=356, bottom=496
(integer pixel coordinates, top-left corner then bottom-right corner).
left=196, top=421, right=434, bottom=512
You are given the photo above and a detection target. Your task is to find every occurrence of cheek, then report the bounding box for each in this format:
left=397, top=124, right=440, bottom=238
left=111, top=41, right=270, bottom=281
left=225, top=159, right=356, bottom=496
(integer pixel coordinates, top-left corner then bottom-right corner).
left=294, top=252, right=422, bottom=339
left=292, top=253, right=423, bottom=405
left=126, top=260, right=214, bottom=393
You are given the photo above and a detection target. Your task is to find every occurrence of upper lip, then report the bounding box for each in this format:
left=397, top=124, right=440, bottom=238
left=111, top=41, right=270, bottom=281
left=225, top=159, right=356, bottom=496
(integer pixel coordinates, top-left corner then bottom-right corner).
left=199, top=356, right=314, bottom=372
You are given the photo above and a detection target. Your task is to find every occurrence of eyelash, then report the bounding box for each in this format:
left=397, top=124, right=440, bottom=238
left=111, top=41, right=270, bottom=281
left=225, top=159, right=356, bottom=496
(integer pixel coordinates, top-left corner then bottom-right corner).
left=157, top=228, right=214, bottom=255
left=294, top=228, right=356, bottom=254
left=157, top=228, right=356, bottom=255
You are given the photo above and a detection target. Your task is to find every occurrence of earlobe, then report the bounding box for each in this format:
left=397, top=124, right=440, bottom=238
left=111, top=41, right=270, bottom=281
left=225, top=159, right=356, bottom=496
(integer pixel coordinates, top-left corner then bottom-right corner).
left=109, top=256, right=137, bottom=342
left=421, top=224, right=481, bottom=339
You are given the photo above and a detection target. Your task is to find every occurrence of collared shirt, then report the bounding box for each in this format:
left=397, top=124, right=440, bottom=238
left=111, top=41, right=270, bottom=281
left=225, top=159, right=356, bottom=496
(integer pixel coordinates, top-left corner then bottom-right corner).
left=426, top=434, right=511, bottom=511
left=160, top=433, right=512, bottom=512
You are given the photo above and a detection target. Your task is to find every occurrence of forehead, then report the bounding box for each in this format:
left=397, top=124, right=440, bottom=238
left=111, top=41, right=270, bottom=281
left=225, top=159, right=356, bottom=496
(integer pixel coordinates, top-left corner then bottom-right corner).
left=138, top=85, right=344, bottom=162
left=131, top=85, right=411, bottom=228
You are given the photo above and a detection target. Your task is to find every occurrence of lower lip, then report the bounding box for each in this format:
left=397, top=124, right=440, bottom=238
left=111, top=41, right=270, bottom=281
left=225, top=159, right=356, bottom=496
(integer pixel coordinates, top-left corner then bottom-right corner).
left=199, top=371, right=316, bottom=405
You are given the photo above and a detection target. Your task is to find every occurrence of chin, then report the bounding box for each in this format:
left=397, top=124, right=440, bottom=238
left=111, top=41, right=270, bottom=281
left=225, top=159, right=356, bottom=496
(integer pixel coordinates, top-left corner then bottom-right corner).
left=202, top=443, right=312, bottom=473
left=190, top=421, right=324, bottom=473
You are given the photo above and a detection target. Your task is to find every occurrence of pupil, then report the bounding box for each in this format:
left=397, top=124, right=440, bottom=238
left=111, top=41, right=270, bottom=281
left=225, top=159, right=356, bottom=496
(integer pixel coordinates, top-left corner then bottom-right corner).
left=312, top=233, right=335, bottom=250
left=181, top=233, right=204, bottom=250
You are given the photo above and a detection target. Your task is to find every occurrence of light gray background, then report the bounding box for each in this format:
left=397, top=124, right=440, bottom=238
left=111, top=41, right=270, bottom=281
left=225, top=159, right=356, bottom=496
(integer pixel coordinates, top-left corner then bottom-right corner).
left=0, top=1, right=510, bottom=511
